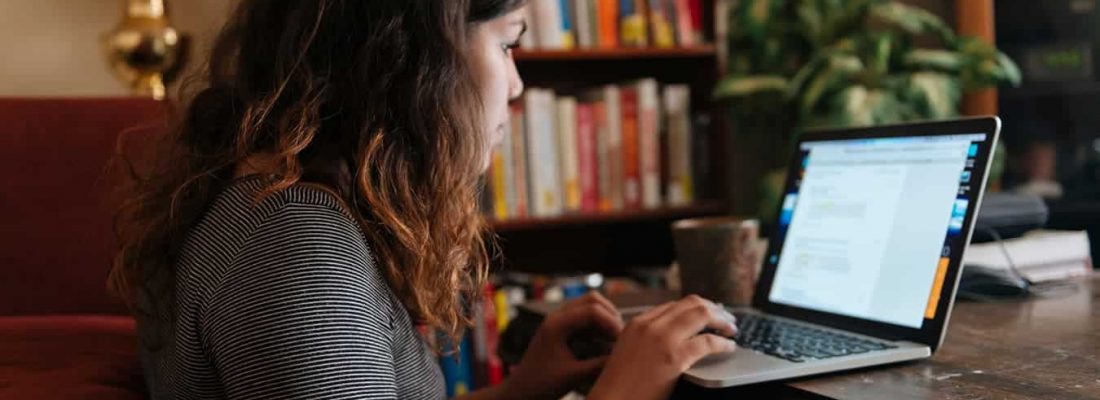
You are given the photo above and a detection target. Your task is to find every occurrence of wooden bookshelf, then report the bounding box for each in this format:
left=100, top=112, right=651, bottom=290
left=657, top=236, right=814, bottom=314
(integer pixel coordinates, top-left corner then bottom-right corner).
left=492, top=1, right=728, bottom=275
left=513, top=45, right=717, bottom=61
left=490, top=201, right=725, bottom=233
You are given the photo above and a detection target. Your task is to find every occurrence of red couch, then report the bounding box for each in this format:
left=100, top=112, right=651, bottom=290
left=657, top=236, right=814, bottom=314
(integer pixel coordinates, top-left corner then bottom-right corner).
left=0, top=98, right=165, bottom=399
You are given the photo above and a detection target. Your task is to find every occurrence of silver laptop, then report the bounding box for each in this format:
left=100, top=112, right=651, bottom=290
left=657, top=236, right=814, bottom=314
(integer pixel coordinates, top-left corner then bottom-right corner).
left=681, top=117, right=1002, bottom=388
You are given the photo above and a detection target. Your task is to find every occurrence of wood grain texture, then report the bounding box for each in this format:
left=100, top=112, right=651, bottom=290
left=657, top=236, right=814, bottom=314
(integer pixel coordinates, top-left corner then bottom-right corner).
left=657, top=275, right=1100, bottom=398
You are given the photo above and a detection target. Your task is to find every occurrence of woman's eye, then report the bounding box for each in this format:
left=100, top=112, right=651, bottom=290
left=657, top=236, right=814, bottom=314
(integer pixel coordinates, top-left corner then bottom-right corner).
left=502, top=41, right=520, bottom=55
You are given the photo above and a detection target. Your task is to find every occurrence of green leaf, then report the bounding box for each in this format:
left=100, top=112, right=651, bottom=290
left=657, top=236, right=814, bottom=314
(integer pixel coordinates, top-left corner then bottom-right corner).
left=906, top=72, right=961, bottom=119
left=996, top=51, right=1023, bottom=86
left=713, top=75, right=790, bottom=99
left=870, top=2, right=956, bottom=45
left=903, top=49, right=962, bottom=72
left=798, top=54, right=864, bottom=116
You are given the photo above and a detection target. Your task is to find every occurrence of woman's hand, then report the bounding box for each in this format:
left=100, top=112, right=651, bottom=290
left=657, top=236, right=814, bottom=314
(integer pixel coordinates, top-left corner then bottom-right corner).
left=587, top=295, right=738, bottom=400
left=501, top=292, right=625, bottom=400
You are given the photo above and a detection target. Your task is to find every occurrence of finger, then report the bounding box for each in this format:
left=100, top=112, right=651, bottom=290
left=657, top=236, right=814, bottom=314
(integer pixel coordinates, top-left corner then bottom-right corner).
left=548, top=302, right=625, bottom=338
left=563, top=292, right=622, bottom=324
left=679, top=334, right=737, bottom=371
left=630, top=301, right=675, bottom=324
left=655, top=296, right=738, bottom=340
left=571, top=355, right=608, bottom=379
left=584, top=292, right=621, bottom=320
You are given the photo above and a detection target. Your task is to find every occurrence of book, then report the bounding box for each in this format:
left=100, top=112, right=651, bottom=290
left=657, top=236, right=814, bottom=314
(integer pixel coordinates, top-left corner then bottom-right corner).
left=596, top=0, right=620, bottom=48
left=439, top=335, right=474, bottom=396
left=673, top=0, right=696, bottom=46
left=647, top=0, right=677, bottom=48
left=558, top=0, right=577, bottom=49
left=602, top=85, right=624, bottom=211
left=576, top=103, right=600, bottom=212
left=525, top=89, right=564, bottom=217
left=964, top=230, right=1093, bottom=283
left=663, top=84, right=693, bottom=206
left=488, top=125, right=512, bottom=219
left=510, top=103, right=530, bottom=218
left=636, top=78, right=662, bottom=209
left=687, top=0, right=704, bottom=44
left=532, top=0, right=565, bottom=49
left=620, top=0, right=649, bottom=47
left=573, top=0, right=595, bottom=48
left=620, top=86, right=641, bottom=209
left=557, top=97, right=582, bottom=212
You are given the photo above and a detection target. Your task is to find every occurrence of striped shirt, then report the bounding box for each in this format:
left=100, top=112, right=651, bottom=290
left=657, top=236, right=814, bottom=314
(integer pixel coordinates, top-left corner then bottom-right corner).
left=138, top=178, right=446, bottom=399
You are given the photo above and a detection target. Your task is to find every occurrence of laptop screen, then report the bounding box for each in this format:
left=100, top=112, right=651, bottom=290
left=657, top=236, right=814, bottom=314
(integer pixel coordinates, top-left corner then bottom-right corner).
left=766, top=133, right=988, bottom=329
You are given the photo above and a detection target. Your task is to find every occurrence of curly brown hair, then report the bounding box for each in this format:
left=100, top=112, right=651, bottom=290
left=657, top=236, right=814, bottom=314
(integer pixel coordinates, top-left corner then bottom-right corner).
left=110, top=0, right=526, bottom=345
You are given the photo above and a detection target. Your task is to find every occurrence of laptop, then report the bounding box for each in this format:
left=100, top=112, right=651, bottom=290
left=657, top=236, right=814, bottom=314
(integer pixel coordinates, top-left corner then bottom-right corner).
left=681, top=117, right=1002, bottom=388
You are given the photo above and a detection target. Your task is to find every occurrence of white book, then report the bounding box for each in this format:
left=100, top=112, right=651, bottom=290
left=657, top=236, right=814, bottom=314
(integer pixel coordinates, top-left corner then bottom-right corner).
left=573, top=0, right=594, bottom=48
left=525, top=89, right=564, bottom=217
left=636, top=78, right=662, bottom=209
left=531, top=0, right=564, bottom=50
left=557, top=96, right=582, bottom=212
left=663, top=84, right=693, bottom=206
left=964, top=230, right=1093, bottom=283
left=603, top=85, right=623, bottom=211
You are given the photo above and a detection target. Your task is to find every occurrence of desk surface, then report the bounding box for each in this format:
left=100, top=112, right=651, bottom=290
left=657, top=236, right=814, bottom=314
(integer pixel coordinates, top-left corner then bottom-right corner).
left=657, top=275, right=1100, bottom=399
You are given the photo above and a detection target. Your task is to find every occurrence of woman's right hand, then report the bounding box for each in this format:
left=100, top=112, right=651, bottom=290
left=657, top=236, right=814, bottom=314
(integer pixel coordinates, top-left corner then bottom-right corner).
left=586, top=295, right=739, bottom=400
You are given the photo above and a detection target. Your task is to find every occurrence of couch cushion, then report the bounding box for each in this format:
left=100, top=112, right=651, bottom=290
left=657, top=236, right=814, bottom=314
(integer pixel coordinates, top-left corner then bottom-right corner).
left=0, top=315, right=145, bottom=399
left=0, top=98, right=165, bottom=315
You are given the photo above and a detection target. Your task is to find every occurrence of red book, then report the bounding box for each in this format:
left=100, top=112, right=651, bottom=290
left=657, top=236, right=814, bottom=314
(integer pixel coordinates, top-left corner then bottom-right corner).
left=481, top=284, right=504, bottom=386
left=576, top=103, right=600, bottom=212
left=688, top=0, right=704, bottom=43
left=620, top=87, right=641, bottom=209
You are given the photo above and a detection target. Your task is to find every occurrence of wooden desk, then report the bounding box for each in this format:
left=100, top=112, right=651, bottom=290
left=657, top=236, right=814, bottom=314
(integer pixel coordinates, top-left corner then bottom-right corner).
left=669, top=275, right=1100, bottom=399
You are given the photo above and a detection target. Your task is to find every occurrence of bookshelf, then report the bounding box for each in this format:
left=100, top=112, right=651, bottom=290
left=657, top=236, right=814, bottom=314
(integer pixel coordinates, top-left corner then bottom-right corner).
left=513, top=45, right=716, bottom=61
left=489, top=1, right=729, bottom=276
left=490, top=200, right=725, bottom=232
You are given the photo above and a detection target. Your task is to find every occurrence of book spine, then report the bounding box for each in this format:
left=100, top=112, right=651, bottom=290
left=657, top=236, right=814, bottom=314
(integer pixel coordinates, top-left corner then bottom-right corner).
left=510, top=103, right=530, bottom=218
left=596, top=0, right=620, bottom=48
left=533, top=0, right=564, bottom=49
left=526, top=89, right=563, bottom=217
left=620, top=86, right=641, bottom=209
left=490, top=143, right=508, bottom=220
left=576, top=103, right=600, bottom=212
left=688, top=0, right=704, bottom=43
left=574, top=0, right=594, bottom=48
left=674, top=0, right=695, bottom=46
left=557, top=97, right=582, bottom=212
left=637, top=79, right=662, bottom=209
left=594, top=100, right=612, bottom=212
left=604, top=85, right=623, bottom=211
left=481, top=284, right=504, bottom=386
left=647, top=0, right=676, bottom=48
left=500, top=115, right=516, bottom=218
left=663, top=84, right=693, bottom=205
left=558, top=0, right=576, bottom=49
left=620, top=0, right=648, bottom=47
left=439, top=335, right=474, bottom=396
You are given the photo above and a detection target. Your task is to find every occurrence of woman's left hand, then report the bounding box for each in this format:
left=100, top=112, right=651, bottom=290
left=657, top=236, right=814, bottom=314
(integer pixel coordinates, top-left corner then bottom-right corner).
left=501, top=291, right=624, bottom=400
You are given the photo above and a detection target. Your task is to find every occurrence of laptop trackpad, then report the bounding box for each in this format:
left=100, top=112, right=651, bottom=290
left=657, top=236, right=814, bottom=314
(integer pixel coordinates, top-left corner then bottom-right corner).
left=687, top=347, right=791, bottom=382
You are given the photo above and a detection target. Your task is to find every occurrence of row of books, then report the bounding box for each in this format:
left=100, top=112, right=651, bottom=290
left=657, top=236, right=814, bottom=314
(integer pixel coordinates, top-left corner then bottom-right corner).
left=524, top=0, right=706, bottom=50
left=437, top=271, right=668, bottom=395
left=484, top=79, right=700, bottom=221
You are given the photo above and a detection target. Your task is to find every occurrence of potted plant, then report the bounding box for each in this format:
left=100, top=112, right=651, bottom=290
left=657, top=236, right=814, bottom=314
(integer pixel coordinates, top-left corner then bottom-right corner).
left=714, top=0, right=1020, bottom=219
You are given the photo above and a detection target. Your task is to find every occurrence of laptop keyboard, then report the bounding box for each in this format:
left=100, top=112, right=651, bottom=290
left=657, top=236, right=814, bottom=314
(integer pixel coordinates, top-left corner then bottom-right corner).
left=733, top=313, right=897, bottom=363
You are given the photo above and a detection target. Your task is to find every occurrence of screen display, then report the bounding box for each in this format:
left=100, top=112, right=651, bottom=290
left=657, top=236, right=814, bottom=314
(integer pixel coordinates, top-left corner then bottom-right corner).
left=767, top=134, right=987, bottom=328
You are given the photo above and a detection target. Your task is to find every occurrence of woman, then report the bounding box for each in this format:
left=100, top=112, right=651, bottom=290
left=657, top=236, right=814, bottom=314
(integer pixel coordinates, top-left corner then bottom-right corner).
left=110, top=1, right=738, bottom=399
